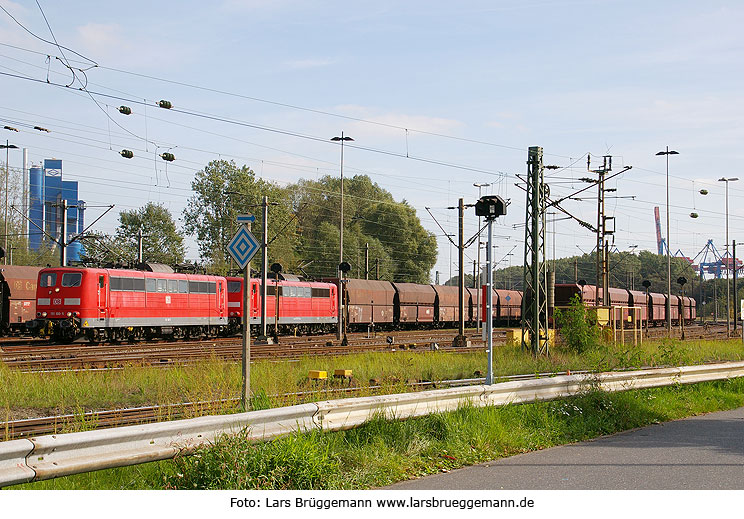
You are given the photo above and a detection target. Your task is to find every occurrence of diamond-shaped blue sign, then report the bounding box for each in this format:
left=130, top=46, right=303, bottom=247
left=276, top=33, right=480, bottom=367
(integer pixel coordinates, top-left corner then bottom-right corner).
left=505, top=295, right=511, bottom=302
left=228, top=226, right=260, bottom=269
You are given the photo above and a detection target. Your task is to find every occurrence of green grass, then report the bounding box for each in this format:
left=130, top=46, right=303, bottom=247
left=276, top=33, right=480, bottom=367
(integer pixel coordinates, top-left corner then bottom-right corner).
left=2, top=337, right=744, bottom=431
left=13, top=376, right=744, bottom=490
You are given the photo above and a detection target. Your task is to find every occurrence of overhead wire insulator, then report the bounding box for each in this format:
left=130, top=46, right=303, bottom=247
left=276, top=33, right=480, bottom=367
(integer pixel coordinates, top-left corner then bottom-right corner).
left=120, top=149, right=134, bottom=159
left=161, top=152, right=175, bottom=162
left=34, top=126, right=50, bottom=132
left=699, top=189, right=708, bottom=195
left=3, top=126, right=19, bottom=132
left=119, top=106, right=132, bottom=115
left=158, top=100, right=173, bottom=109
left=690, top=213, right=699, bottom=219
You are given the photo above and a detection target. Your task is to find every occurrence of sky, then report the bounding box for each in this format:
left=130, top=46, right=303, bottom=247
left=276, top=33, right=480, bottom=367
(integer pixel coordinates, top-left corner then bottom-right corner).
left=1, top=0, right=743, bottom=282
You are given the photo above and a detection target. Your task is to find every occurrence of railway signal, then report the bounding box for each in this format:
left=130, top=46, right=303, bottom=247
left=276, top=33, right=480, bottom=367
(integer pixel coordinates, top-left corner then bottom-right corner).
left=476, top=194, right=507, bottom=385
left=228, top=213, right=258, bottom=411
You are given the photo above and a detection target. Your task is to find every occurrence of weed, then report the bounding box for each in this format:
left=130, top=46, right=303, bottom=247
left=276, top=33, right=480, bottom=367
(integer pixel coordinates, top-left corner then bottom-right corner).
left=555, top=295, right=602, bottom=354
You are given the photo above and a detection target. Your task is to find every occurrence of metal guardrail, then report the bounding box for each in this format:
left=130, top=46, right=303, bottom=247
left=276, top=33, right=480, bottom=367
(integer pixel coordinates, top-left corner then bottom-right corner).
left=2, top=361, right=744, bottom=487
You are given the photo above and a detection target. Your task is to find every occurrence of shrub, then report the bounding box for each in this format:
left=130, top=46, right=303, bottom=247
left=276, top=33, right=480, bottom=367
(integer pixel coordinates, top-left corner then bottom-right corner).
left=555, top=294, right=602, bottom=354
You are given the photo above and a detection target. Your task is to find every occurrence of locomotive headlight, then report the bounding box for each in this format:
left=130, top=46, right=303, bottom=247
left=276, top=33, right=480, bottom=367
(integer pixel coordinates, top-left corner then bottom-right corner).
left=37, top=312, right=41, bottom=317
left=55, top=287, right=60, bottom=292
left=41, top=312, right=47, bottom=317
left=73, top=312, right=77, bottom=317
left=66, top=312, right=72, bottom=317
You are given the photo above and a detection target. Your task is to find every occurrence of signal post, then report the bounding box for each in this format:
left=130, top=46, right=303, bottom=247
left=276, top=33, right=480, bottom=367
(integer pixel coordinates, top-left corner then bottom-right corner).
left=228, top=214, right=260, bottom=410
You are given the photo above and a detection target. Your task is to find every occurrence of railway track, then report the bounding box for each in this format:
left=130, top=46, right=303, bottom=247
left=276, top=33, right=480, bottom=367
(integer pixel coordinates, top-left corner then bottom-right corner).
left=0, top=370, right=573, bottom=441
left=0, top=329, right=492, bottom=372
left=1, top=323, right=737, bottom=372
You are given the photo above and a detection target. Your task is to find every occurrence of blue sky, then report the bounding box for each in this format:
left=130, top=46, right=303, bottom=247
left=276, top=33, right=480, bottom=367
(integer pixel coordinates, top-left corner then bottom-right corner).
left=1, top=0, right=743, bottom=280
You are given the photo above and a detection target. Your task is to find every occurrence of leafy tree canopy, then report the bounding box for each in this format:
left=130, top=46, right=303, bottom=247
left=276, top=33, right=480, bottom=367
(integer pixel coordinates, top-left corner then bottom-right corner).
left=288, top=175, right=437, bottom=283
left=182, top=159, right=296, bottom=275
left=81, top=202, right=185, bottom=265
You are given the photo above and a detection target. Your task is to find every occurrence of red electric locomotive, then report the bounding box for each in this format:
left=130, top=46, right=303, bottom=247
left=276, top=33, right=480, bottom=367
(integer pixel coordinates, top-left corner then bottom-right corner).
left=226, top=276, right=337, bottom=334
left=29, top=267, right=228, bottom=342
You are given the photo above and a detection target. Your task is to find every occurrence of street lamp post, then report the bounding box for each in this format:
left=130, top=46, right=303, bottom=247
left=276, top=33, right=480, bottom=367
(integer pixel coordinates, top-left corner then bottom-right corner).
left=331, top=132, right=354, bottom=341
left=719, top=177, right=738, bottom=336
left=656, top=147, right=679, bottom=336
left=2, top=141, right=19, bottom=264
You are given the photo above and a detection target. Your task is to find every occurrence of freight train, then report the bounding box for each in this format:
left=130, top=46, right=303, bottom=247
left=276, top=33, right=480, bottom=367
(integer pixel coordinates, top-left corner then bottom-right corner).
left=552, top=283, right=696, bottom=326
left=22, top=265, right=697, bottom=342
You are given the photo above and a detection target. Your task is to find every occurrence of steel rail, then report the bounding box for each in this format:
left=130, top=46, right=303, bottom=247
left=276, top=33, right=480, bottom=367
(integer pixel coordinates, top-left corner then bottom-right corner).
left=2, top=361, right=744, bottom=487
left=3, top=371, right=584, bottom=441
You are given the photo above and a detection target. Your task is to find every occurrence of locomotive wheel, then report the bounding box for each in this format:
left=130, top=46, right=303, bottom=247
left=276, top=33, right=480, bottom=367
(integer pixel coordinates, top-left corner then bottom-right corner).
left=86, top=329, right=101, bottom=345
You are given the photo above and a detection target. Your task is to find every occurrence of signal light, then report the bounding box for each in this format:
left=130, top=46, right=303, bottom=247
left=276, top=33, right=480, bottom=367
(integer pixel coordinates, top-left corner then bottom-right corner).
left=120, top=149, right=134, bottom=159
left=158, top=100, right=173, bottom=109
left=161, top=152, right=175, bottom=162
left=119, top=106, right=132, bottom=115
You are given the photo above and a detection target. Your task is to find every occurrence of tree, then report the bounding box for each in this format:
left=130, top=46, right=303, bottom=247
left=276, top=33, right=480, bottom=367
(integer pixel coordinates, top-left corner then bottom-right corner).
left=81, top=202, right=185, bottom=265
left=183, top=160, right=297, bottom=274
left=289, top=175, right=436, bottom=283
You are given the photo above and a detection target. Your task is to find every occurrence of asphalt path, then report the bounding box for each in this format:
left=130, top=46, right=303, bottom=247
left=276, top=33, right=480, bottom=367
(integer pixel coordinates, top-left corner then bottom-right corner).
left=388, top=406, right=744, bottom=490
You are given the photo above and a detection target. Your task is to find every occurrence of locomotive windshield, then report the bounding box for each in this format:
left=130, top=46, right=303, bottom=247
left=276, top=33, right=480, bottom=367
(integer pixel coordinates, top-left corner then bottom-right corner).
left=40, top=273, right=57, bottom=287
left=61, top=273, right=82, bottom=287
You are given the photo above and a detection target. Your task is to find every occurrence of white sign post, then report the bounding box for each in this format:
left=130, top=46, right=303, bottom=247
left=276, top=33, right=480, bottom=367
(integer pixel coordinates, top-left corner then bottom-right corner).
left=228, top=214, right=259, bottom=410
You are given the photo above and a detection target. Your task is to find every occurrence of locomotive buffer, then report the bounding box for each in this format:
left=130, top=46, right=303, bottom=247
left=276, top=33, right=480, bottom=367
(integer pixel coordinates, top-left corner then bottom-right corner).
left=228, top=214, right=260, bottom=410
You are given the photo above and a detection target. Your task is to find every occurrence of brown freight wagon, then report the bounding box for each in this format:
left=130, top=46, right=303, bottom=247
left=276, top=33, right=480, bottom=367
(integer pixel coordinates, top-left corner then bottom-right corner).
left=495, top=289, right=522, bottom=323
left=667, top=294, right=681, bottom=323
left=432, top=284, right=461, bottom=325
left=0, top=265, right=42, bottom=334
left=554, top=283, right=599, bottom=307
left=393, top=282, right=436, bottom=326
left=648, top=293, right=666, bottom=325
left=466, top=287, right=479, bottom=323
left=344, top=279, right=395, bottom=328
left=628, top=290, right=648, bottom=323
left=680, top=296, right=696, bottom=322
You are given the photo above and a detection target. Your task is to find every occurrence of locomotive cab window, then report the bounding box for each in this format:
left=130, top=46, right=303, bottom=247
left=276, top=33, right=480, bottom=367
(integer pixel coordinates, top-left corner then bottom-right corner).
left=40, top=273, right=57, bottom=287
left=312, top=288, right=330, bottom=298
left=228, top=281, right=241, bottom=293
left=61, top=273, right=82, bottom=287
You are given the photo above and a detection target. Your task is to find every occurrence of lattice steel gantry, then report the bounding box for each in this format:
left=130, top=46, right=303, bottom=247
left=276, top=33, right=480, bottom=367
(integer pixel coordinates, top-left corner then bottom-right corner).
left=521, top=146, right=549, bottom=355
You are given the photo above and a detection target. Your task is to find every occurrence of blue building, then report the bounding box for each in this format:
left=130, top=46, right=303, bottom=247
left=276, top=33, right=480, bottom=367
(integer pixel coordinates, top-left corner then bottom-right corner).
left=28, top=159, right=85, bottom=262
